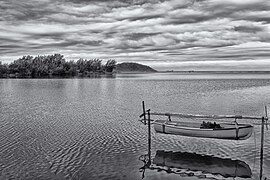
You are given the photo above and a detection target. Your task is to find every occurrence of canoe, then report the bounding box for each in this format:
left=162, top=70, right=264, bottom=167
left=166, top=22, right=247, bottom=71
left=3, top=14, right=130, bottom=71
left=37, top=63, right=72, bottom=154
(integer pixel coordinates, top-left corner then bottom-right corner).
left=153, top=150, right=252, bottom=178
left=153, top=120, right=253, bottom=140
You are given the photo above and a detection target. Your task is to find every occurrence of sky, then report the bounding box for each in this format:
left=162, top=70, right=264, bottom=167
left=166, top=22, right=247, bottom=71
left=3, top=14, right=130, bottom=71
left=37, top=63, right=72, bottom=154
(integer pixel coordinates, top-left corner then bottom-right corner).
left=0, top=0, right=270, bottom=70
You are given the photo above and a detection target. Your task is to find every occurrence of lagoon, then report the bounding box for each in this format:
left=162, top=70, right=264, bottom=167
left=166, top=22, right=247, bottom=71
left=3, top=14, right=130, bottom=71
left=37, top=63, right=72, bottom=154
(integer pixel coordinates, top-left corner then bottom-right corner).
left=0, top=73, right=270, bottom=179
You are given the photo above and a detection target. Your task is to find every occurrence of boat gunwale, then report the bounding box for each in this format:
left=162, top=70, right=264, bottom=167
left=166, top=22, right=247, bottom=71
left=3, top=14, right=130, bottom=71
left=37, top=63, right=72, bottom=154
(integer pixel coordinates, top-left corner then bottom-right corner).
left=153, top=120, right=253, bottom=131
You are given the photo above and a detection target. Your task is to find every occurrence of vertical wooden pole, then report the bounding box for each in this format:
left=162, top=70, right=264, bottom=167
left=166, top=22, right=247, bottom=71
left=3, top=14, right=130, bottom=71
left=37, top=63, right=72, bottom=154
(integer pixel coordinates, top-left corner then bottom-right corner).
left=147, top=109, right=151, bottom=165
left=265, top=106, right=268, bottom=130
left=260, top=117, right=265, bottom=180
left=142, top=101, right=146, bottom=125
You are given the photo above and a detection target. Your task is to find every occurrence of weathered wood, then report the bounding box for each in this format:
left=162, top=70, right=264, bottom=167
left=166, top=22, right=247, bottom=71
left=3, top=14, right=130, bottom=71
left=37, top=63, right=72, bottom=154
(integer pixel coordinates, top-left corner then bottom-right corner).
left=142, top=101, right=146, bottom=125
left=151, top=112, right=263, bottom=120
left=139, top=101, right=267, bottom=175
left=265, top=106, right=268, bottom=130
left=139, top=113, right=145, bottom=118
left=147, top=109, right=151, bottom=164
left=260, top=117, right=265, bottom=180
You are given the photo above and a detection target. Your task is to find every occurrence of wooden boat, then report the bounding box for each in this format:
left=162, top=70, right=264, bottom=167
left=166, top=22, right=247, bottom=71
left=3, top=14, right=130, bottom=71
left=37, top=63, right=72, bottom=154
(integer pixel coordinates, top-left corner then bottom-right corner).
left=153, top=120, right=253, bottom=140
left=153, top=150, right=252, bottom=178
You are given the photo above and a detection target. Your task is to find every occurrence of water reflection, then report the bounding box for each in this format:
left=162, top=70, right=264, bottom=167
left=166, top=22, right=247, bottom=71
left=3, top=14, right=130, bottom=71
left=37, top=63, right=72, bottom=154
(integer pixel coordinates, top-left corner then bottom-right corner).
left=140, top=150, right=252, bottom=179
left=1, top=76, right=270, bottom=179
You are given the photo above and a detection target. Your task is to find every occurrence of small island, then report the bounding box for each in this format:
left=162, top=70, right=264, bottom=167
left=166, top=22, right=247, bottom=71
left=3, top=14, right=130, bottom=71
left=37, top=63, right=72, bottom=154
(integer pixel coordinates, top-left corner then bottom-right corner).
left=116, top=62, right=157, bottom=73
left=0, top=54, right=157, bottom=78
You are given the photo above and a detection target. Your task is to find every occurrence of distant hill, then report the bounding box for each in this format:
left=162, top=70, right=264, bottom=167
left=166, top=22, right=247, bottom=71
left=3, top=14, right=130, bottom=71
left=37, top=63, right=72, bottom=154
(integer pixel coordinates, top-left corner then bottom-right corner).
left=116, top=62, right=157, bottom=73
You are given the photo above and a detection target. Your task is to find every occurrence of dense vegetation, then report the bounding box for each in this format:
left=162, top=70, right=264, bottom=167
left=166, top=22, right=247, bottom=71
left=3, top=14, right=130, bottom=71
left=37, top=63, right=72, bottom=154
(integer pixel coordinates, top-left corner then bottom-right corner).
left=0, top=54, right=116, bottom=78
left=116, top=62, right=157, bottom=72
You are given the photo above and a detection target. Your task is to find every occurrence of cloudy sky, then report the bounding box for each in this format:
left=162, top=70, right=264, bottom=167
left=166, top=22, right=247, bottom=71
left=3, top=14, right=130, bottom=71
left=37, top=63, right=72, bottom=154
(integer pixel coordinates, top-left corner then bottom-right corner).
left=0, top=0, right=270, bottom=70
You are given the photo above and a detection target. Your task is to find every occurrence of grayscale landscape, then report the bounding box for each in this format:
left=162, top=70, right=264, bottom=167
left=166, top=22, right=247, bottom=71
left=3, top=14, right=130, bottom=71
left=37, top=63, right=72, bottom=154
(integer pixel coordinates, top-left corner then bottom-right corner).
left=0, top=0, right=270, bottom=180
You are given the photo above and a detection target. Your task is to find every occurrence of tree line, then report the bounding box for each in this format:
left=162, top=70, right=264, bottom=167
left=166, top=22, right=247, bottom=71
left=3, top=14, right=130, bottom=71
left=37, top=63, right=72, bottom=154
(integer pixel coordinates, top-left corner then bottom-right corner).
left=0, top=54, right=117, bottom=78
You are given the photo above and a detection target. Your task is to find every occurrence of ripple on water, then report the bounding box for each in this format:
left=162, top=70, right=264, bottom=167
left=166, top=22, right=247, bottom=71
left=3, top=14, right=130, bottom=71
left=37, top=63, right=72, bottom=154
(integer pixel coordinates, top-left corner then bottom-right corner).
left=1, top=78, right=270, bottom=179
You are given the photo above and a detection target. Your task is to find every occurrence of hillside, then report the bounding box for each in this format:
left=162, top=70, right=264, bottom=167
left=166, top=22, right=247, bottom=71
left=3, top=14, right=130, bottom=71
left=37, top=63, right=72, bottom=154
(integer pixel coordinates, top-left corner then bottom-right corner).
left=116, top=62, right=157, bottom=73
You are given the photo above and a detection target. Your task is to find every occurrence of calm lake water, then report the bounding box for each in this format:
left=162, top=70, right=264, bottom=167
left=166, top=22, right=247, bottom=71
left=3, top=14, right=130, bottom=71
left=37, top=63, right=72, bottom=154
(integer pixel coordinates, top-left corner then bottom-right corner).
left=0, top=73, right=270, bottom=180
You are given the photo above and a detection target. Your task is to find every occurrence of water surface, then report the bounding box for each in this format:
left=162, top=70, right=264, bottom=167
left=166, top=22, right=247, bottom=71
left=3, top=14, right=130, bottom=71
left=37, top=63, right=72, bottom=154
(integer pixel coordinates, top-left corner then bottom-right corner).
left=0, top=73, right=270, bottom=180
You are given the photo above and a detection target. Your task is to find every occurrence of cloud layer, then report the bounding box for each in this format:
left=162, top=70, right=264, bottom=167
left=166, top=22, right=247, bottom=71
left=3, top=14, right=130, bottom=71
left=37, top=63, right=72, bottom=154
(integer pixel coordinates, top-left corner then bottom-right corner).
left=1, top=0, right=270, bottom=70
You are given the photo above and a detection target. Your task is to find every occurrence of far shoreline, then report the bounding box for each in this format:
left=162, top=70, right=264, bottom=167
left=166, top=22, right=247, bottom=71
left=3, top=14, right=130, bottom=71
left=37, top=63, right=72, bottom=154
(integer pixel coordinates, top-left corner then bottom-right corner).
left=157, top=70, right=270, bottom=74
left=1, top=70, right=270, bottom=79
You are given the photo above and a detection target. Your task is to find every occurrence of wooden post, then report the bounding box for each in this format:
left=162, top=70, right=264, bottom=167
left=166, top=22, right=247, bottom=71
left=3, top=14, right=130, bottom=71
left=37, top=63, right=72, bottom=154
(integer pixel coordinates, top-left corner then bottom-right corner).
left=142, top=101, right=146, bottom=125
left=265, top=106, right=268, bottom=130
left=260, top=117, right=265, bottom=180
left=147, top=109, right=151, bottom=165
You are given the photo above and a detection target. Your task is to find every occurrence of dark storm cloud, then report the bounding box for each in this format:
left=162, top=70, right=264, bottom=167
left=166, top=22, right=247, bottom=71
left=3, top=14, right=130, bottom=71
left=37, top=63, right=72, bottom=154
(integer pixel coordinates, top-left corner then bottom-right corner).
left=0, top=0, right=55, bottom=21
left=0, top=0, right=270, bottom=70
left=127, top=14, right=164, bottom=21
left=61, top=0, right=164, bottom=5
left=234, top=25, right=264, bottom=33
left=124, top=33, right=161, bottom=40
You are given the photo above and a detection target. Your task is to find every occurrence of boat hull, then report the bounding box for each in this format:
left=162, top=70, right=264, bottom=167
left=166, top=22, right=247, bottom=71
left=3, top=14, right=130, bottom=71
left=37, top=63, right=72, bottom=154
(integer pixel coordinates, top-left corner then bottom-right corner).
left=153, top=120, right=253, bottom=140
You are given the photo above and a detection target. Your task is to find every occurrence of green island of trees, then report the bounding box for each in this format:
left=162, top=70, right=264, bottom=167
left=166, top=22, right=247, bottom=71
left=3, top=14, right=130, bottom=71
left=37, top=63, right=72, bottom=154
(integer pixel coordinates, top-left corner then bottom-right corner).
left=0, top=54, right=116, bottom=78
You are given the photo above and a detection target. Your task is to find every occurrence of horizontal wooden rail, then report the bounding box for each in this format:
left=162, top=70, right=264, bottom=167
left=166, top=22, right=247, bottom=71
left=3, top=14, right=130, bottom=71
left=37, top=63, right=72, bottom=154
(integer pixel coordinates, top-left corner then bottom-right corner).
left=151, top=112, right=265, bottom=120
